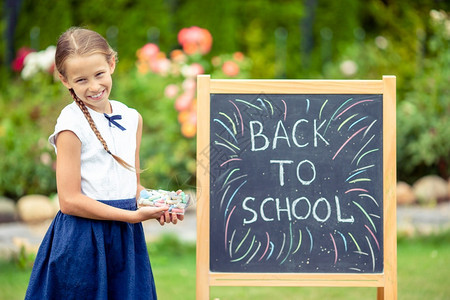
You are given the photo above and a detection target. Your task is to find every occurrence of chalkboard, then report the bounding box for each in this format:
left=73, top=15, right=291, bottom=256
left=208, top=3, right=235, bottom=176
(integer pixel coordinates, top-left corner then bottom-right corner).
left=209, top=93, right=384, bottom=273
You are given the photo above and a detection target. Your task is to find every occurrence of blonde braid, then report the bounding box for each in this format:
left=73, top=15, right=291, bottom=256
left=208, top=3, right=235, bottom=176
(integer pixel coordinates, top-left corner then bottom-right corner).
left=69, top=89, right=139, bottom=173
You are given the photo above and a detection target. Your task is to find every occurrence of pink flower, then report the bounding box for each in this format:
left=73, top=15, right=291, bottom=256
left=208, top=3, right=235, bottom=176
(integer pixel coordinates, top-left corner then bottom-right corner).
left=177, top=26, right=213, bottom=55
left=182, top=78, right=196, bottom=92
left=190, top=63, right=204, bottom=76
left=222, top=61, right=240, bottom=77
left=181, top=63, right=204, bottom=78
left=153, top=57, right=171, bottom=75
left=175, top=90, right=194, bottom=112
left=164, top=84, right=179, bottom=98
left=137, top=43, right=159, bottom=61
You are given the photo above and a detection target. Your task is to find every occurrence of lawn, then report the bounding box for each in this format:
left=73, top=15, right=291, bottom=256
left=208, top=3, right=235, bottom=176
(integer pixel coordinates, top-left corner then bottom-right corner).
left=1, top=232, right=449, bottom=299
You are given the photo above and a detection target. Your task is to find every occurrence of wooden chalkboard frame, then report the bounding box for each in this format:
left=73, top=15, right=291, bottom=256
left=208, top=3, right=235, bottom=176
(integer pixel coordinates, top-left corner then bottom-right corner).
left=196, top=75, right=397, bottom=299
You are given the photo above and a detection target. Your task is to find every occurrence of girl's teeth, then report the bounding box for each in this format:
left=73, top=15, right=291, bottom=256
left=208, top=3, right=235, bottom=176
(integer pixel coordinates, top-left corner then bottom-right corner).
left=92, top=91, right=102, bottom=98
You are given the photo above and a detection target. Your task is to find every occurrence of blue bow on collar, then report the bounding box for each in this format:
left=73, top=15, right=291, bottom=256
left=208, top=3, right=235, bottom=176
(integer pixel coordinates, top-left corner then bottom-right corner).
left=104, top=113, right=126, bottom=131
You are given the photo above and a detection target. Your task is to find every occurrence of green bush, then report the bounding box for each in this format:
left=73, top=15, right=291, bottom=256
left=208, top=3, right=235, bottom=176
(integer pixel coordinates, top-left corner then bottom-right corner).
left=396, top=10, right=450, bottom=182
left=113, top=32, right=252, bottom=191
left=112, top=71, right=197, bottom=191
left=0, top=74, right=64, bottom=199
left=1, top=1, right=449, bottom=200
left=0, top=26, right=252, bottom=199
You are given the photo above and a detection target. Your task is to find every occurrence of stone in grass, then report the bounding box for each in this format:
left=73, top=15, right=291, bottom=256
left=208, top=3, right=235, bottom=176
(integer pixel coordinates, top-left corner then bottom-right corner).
left=17, top=194, right=56, bottom=223
left=397, top=181, right=416, bottom=205
left=0, top=196, right=18, bottom=223
left=413, top=175, right=448, bottom=205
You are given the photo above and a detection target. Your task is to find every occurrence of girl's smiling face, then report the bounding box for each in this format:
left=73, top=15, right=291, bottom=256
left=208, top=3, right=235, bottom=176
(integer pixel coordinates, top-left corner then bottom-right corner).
left=59, top=53, right=115, bottom=113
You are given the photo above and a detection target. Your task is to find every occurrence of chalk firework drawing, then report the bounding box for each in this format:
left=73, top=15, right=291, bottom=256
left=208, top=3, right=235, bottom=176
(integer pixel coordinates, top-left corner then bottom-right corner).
left=209, top=94, right=383, bottom=273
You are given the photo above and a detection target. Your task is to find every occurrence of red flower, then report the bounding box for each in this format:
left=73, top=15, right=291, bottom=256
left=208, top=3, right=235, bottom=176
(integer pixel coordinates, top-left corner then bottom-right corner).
left=11, top=47, right=34, bottom=72
left=177, top=26, right=212, bottom=55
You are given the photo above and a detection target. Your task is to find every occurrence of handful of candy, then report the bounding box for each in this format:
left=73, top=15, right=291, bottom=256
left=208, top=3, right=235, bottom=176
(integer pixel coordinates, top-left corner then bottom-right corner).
left=138, top=189, right=190, bottom=215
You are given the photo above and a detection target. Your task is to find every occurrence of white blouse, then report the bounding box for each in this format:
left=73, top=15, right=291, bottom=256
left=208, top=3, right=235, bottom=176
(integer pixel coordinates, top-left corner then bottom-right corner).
left=49, top=100, right=139, bottom=200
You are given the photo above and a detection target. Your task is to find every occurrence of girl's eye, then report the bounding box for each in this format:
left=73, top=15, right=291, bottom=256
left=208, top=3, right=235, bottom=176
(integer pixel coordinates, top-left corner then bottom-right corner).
left=96, top=72, right=104, bottom=77
left=76, top=79, right=86, bottom=83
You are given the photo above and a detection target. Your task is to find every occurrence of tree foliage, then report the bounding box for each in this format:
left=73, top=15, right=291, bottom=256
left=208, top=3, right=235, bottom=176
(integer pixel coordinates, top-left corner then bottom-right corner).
left=0, top=0, right=449, bottom=199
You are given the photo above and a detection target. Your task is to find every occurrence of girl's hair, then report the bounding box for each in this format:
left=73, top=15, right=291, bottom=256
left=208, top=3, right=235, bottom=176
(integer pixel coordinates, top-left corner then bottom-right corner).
left=55, top=27, right=139, bottom=173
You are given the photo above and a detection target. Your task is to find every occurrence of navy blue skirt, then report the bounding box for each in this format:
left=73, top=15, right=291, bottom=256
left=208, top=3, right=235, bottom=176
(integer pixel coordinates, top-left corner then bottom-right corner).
left=25, top=198, right=157, bottom=300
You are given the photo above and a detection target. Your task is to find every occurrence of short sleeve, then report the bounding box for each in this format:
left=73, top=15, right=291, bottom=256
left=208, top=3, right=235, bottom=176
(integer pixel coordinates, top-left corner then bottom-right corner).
left=48, top=103, right=86, bottom=153
left=47, top=100, right=138, bottom=200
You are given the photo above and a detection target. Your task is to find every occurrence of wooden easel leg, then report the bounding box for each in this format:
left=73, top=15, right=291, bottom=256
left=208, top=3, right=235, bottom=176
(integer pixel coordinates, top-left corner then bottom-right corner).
left=378, top=285, right=397, bottom=300
left=196, top=285, right=209, bottom=300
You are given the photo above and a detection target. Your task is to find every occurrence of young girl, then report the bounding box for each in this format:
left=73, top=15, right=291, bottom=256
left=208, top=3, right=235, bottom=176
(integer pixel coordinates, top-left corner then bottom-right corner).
left=25, top=27, right=182, bottom=299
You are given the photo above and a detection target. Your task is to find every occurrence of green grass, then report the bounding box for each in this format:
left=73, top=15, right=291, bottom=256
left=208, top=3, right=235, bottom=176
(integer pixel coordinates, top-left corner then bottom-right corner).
left=1, top=232, right=449, bottom=300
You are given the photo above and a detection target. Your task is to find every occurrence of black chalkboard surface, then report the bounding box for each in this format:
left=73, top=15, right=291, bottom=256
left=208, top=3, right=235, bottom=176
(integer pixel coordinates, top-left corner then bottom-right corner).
left=209, top=94, right=383, bottom=273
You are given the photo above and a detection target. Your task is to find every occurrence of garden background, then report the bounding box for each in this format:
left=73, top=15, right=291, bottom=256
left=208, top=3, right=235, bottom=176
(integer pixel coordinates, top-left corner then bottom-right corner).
left=1, top=0, right=448, bottom=201
left=0, top=0, right=449, bottom=298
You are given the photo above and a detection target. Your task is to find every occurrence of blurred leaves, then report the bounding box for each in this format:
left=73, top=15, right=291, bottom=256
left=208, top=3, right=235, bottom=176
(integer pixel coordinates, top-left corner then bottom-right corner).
left=0, top=74, right=65, bottom=199
left=397, top=10, right=450, bottom=181
left=1, top=1, right=449, bottom=200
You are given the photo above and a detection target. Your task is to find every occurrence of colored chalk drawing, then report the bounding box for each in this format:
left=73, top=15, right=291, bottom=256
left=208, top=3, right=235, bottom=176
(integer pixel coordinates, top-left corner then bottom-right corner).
left=209, top=94, right=384, bottom=273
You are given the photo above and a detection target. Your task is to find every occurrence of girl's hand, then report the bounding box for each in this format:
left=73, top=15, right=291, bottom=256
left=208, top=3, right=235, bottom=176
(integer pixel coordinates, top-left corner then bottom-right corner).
left=158, top=211, right=185, bottom=226
left=135, top=206, right=168, bottom=223
left=157, top=189, right=187, bottom=225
